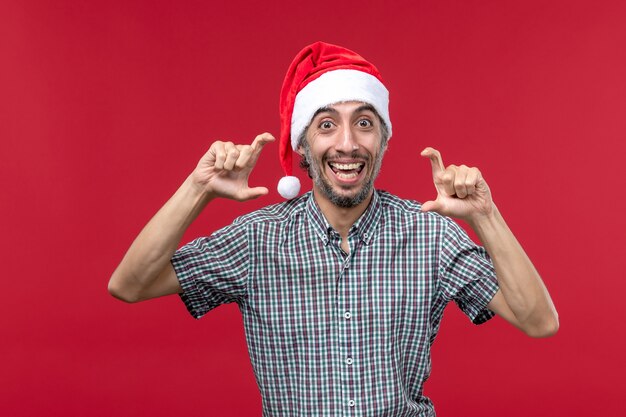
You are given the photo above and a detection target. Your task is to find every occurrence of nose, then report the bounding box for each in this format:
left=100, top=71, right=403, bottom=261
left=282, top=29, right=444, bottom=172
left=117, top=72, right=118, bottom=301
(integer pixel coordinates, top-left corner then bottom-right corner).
left=335, top=125, right=358, bottom=153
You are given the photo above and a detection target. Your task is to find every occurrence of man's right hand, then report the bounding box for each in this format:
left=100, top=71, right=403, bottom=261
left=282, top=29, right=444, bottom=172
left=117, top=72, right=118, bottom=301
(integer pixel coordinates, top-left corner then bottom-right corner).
left=192, top=132, right=275, bottom=201
left=108, top=132, right=275, bottom=303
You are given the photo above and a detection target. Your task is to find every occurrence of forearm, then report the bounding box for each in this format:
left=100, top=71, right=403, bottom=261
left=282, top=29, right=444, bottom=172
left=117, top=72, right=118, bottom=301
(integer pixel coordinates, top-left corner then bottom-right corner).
left=469, top=206, right=559, bottom=336
left=108, top=175, right=214, bottom=301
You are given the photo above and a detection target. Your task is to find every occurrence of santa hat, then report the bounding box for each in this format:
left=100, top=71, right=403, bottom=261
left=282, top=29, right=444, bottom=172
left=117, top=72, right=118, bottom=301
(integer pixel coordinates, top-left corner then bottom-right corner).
left=277, top=41, right=392, bottom=199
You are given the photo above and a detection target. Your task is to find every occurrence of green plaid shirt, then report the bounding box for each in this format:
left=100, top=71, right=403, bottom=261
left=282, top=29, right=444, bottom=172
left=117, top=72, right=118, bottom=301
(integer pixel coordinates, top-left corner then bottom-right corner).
left=172, top=190, right=499, bottom=417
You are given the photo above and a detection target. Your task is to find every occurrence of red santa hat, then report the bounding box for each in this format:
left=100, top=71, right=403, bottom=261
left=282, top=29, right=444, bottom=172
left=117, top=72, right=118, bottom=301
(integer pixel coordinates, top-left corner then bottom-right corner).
left=277, top=41, right=392, bottom=199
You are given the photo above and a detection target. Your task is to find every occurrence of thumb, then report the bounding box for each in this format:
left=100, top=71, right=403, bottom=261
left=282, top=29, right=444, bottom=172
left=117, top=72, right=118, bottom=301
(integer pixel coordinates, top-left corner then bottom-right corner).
left=420, top=199, right=442, bottom=213
left=239, top=186, right=269, bottom=201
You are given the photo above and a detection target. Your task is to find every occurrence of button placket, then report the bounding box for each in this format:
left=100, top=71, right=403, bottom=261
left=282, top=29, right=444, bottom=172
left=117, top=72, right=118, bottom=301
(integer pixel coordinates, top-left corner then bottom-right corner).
left=337, top=231, right=361, bottom=413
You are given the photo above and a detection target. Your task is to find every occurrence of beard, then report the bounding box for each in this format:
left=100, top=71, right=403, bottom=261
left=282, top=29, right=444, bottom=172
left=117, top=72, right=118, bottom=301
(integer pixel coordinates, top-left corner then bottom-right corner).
left=300, top=141, right=386, bottom=208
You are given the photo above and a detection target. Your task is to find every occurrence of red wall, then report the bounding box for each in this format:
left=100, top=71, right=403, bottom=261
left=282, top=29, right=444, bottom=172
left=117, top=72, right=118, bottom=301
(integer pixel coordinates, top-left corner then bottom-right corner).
left=2, top=1, right=625, bottom=416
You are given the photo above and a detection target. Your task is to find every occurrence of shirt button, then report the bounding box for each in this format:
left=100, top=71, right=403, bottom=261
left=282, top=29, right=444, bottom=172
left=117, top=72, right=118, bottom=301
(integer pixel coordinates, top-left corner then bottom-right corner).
left=346, top=357, right=353, bottom=365
left=344, top=311, right=352, bottom=319
left=348, top=400, right=356, bottom=407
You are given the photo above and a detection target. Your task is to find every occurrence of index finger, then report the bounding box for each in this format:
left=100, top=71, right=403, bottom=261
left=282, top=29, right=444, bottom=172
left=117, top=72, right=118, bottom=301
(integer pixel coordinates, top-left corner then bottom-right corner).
left=420, top=147, right=445, bottom=176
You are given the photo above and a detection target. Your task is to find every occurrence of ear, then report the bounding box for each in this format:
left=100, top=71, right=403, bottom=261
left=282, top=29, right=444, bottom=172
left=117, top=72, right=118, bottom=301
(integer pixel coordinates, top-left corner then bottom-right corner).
left=295, top=145, right=305, bottom=156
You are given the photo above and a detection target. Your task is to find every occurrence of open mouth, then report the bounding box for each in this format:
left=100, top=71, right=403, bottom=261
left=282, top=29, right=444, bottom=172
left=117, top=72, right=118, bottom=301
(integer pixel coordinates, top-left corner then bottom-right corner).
left=328, top=161, right=365, bottom=180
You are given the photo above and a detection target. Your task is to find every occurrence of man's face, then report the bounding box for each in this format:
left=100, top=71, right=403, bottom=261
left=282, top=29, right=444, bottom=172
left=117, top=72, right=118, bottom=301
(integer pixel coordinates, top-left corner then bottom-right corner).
left=298, top=101, right=388, bottom=208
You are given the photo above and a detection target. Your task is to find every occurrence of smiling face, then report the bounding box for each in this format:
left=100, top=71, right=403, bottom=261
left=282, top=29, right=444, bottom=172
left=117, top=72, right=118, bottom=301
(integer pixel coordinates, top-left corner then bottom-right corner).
left=298, top=101, right=389, bottom=208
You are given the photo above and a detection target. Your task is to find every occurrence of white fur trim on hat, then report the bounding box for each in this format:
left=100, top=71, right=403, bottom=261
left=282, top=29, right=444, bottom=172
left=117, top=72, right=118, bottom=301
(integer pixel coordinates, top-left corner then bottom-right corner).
left=290, top=69, right=392, bottom=149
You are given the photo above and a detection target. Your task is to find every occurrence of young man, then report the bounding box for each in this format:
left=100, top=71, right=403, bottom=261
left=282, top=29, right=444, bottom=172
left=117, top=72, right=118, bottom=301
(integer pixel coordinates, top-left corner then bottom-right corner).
left=109, top=42, right=558, bottom=416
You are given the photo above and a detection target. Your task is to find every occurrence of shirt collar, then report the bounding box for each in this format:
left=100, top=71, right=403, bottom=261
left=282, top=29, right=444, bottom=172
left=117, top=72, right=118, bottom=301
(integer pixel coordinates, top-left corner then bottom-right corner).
left=351, top=190, right=381, bottom=245
left=305, top=190, right=382, bottom=246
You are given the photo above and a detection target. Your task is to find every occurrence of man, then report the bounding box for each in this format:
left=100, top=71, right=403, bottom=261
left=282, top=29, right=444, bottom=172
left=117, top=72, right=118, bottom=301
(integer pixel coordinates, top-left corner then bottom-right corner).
left=109, top=42, right=558, bottom=416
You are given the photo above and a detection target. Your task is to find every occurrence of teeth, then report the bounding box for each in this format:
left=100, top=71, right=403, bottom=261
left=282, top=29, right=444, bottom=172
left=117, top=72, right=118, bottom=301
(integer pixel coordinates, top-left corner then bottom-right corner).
left=330, top=162, right=363, bottom=170
left=336, top=171, right=358, bottom=179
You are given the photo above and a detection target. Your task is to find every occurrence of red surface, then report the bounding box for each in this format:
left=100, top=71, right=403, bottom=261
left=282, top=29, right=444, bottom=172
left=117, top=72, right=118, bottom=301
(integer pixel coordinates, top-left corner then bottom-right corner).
left=1, top=1, right=625, bottom=416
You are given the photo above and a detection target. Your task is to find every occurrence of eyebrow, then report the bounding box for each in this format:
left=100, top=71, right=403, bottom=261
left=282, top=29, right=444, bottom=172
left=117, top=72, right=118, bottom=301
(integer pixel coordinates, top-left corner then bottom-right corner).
left=354, top=104, right=377, bottom=114
left=311, top=103, right=378, bottom=119
left=311, top=106, right=338, bottom=119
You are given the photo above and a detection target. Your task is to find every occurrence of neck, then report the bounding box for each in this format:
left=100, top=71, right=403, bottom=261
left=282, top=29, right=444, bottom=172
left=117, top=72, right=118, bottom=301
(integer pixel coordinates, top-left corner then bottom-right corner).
left=313, top=187, right=374, bottom=239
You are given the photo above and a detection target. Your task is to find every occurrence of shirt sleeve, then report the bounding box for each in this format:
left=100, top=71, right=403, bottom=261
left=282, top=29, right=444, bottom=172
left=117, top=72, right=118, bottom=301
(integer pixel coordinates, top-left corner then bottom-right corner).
left=438, top=218, right=499, bottom=324
left=171, top=223, right=249, bottom=319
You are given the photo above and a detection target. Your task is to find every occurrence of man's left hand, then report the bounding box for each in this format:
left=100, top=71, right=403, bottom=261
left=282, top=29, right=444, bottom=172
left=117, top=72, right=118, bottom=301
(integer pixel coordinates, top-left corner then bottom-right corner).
left=420, top=147, right=495, bottom=222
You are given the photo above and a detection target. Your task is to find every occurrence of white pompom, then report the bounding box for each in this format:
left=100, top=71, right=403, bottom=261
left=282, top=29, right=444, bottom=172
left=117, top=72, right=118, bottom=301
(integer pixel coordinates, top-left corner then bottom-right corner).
left=277, top=176, right=301, bottom=199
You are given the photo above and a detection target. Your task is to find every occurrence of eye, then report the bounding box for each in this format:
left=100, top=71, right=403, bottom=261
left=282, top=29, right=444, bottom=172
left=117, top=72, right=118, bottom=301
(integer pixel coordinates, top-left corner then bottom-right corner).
left=357, top=119, right=373, bottom=128
left=319, top=120, right=334, bottom=130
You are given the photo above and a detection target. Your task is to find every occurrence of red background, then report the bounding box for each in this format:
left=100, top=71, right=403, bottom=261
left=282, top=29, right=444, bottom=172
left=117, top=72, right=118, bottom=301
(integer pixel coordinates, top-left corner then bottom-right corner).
left=2, top=1, right=625, bottom=416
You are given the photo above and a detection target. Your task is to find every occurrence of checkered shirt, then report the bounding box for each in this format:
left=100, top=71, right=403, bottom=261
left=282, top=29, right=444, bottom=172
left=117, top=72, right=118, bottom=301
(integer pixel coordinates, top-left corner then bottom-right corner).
left=172, top=190, right=499, bottom=417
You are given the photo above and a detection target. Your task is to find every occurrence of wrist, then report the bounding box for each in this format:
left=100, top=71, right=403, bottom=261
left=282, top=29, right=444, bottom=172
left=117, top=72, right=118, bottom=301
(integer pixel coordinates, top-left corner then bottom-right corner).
left=183, top=174, right=217, bottom=206
left=467, top=203, right=501, bottom=232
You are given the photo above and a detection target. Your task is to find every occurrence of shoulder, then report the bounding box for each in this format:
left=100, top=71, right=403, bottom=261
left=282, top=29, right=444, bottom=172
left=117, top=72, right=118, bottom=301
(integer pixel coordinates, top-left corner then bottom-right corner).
left=376, top=190, right=448, bottom=225
left=230, top=192, right=309, bottom=229
left=375, top=190, right=472, bottom=249
left=377, top=190, right=421, bottom=212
